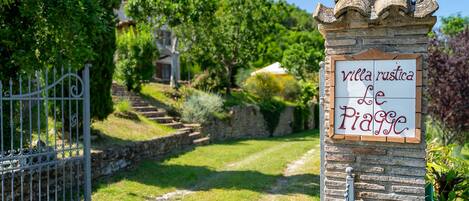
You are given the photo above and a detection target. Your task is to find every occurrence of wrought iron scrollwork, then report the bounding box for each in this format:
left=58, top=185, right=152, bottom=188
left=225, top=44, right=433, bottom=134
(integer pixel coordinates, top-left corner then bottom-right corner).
left=9, top=73, right=84, bottom=99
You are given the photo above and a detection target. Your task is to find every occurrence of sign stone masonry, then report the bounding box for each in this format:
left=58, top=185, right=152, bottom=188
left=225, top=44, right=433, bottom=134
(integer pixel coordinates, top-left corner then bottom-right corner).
left=314, top=0, right=438, bottom=200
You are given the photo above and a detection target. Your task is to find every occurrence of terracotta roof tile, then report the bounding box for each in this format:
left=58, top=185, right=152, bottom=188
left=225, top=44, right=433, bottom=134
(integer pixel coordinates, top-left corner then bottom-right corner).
left=374, top=0, right=408, bottom=17
left=334, top=0, right=371, bottom=18
left=314, top=0, right=439, bottom=24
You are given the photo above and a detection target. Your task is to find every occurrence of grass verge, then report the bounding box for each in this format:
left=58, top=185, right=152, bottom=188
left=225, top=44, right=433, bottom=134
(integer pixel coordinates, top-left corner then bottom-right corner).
left=91, top=113, right=175, bottom=149
left=92, top=130, right=320, bottom=201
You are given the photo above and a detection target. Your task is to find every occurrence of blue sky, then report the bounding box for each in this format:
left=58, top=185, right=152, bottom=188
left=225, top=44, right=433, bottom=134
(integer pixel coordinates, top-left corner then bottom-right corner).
left=286, top=0, right=469, bottom=27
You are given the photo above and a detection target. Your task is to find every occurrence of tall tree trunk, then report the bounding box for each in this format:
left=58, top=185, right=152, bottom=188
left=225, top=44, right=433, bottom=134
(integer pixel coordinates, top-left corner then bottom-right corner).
left=225, top=65, right=232, bottom=95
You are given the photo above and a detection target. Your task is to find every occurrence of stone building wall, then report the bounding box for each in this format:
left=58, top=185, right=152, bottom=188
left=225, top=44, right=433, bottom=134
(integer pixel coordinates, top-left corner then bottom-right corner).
left=314, top=1, right=438, bottom=200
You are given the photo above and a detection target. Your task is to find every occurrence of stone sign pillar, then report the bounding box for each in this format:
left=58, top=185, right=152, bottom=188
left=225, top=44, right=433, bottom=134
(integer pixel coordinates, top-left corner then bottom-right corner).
left=314, top=0, right=438, bottom=200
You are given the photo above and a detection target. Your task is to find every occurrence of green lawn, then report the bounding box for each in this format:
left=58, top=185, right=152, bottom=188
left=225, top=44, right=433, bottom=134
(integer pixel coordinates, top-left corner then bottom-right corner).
left=92, top=130, right=320, bottom=201
left=91, top=112, right=176, bottom=149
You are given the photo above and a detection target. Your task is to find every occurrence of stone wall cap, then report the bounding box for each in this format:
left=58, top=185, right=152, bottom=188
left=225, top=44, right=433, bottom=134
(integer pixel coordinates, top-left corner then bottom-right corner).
left=314, top=0, right=439, bottom=24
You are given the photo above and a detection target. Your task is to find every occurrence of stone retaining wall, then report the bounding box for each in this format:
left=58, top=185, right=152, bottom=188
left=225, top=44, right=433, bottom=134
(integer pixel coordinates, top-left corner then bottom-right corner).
left=91, top=131, right=193, bottom=179
left=3, top=131, right=193, bottom=200
left=202, top=105, right=315, bottom=141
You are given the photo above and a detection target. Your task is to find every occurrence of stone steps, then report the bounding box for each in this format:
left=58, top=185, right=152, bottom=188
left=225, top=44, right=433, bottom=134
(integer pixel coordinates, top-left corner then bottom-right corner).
left=149, top=116, right=175, bottom=124
left=140, top=111, right=166, bottom=118
left=177, top=127, right=193, bottom=133
left=112, top=83, right=211, bottom=147
left=133, top=106, right=159, bottom=112
left=162, top=122, right=185, bottom=129
left=193, top=137, right=210, bottom=146
left=183, top=124, right=201, bottom=132
left=189, top=132, right=202, bottom=140
left=132, top=101, right=150, bottom=107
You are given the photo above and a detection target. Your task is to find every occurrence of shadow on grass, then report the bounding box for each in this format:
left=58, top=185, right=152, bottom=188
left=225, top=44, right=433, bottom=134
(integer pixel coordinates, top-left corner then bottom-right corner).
left=93, top=130, right=321, bottom=198
left=207, top=129, right=320, bottom=146
left=94, top=162, right=320, bottom=198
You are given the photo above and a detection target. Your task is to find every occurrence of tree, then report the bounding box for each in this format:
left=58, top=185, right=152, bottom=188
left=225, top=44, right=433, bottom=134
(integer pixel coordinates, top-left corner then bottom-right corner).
left=427, top=29, right=469, bottom=145
left=115, top=26, right=159, bottom=92
left=441, top=15, right=469, bottom=36
left=251, top=2, right=324, bottom=81
left=0, top=0, right=120, bottom=120
left=197, top=0, right=274, bottom=94
left=126, top=0, right=218, bottom=88
left=281, top=31, right=324, bottom=80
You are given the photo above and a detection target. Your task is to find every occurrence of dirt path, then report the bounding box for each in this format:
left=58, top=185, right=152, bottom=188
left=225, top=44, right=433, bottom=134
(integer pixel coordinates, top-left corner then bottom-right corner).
left=259, top=145, right=320, bottom=201
left=152, top=143, right=293, bottom=201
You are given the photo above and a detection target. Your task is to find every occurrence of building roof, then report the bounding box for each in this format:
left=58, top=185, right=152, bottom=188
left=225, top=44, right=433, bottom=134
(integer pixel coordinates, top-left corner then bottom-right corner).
left=313, top=0, right=439, bottom=24
left=157, top=55, right=172, bottom=65
left=251, top=62, right=288, bottom=76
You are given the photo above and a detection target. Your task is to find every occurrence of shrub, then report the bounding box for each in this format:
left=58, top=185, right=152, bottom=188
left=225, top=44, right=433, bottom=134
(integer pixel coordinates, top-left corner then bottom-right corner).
left=298, top=80, right=318, bottom=105
left=235, top=68, right=254, bottom=87
left=192, top=70, right=228, bottom=93
left=115, top=26, right=158, bottom=92
left=278, top=75, right=301, bottom=101
left=115, top=99, right=132, bottom=114
left=244, top=73, right=281, bottom=100
left=258, top=98, right=286, bottom=135
left=114, top=99, right=138, bottom=120
left=293, top=104, right=311, bottom=132
left=181, top=91, right=224, bottom=124
left=427, top=144, right=469, bottom=200
left=428, top=29, right=469, bottom=145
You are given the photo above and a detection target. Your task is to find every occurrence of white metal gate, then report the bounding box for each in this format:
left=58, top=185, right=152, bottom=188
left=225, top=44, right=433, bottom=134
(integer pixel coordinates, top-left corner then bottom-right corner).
left=0, top=65, right=92, bottom=201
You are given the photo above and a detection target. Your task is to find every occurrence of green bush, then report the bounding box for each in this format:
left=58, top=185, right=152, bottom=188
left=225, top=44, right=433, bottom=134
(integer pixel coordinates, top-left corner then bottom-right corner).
left=181, top=91, right=224, bottom=124
left=235, top=68, right=254, bottom=87
left=115, top=99, right=132, bottom=114
left=244, top=73, right=281, bottom=100
left=113, top=99, right=139, bottom=120
left=298, top=80, right=318, bottom=105
left=115, top=26, right=158, bottom=92
left=258, top=99, right=286, bottom=135
left=192, top=70, right=228, bottom=93
left=293, top=104, right=311, bottom=132
left=427, top=144, right=469, bottom=200
left=278, top=75, right=301, bottom=101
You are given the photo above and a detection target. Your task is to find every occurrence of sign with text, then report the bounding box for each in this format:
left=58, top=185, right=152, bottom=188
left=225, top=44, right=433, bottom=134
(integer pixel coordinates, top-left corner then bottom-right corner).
left=329, top=50, right=422, bottom=143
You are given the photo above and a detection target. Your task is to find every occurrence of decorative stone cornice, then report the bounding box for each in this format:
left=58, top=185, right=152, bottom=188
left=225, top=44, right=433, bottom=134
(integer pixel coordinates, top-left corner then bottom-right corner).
left=314, top=0, right=439, bottom=25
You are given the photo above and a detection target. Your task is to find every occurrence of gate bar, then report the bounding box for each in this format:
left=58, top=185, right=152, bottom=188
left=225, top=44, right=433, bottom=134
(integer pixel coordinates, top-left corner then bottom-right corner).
left=83, top=64, right=92, bottom=201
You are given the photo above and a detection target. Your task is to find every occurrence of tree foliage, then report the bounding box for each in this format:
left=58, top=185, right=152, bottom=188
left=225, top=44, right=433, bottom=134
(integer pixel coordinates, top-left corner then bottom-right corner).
left=427, top=29, right=469, bottom=145
left=253, top=2, right=324, bottom=81
left=441, top=15, right=469, bottom=37
left=115, top=26, right=158, bottom=92
left=190, top=0, right=275, bottom=94
left=244, top=73, right=281, bottom=100
left=126, top=0, right=324, bottom=94
left=0, top=0, right=120, bottom=120
left=281, top=32, right=324, bottom=81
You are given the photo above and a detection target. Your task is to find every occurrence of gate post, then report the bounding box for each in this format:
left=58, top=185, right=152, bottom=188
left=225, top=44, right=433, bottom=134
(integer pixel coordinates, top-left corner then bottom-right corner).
left=319, top=61, right=325, bottom=201
left=314, top=1, right=438, bottom=200
left=83, top=64, right=92, bottom=201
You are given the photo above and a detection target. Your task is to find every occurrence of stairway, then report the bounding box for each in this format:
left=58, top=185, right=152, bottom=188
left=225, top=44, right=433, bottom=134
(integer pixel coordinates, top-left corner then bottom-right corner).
left=111, top=83, right=210, bottom=146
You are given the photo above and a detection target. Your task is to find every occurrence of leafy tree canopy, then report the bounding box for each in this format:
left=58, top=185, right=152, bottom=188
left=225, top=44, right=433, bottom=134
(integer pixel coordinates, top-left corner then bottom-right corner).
left=126, top=0, right=324, bottom=93
left=428, top=29, right=469, bottom=145
left=441, top=14, right=469, bottom=36
left=0, top=0, right=120, bottom=120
